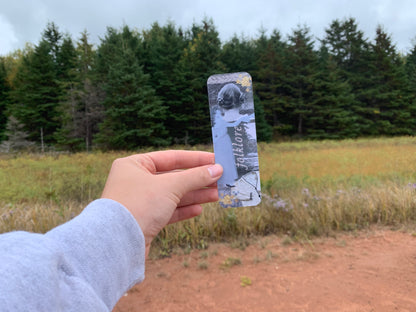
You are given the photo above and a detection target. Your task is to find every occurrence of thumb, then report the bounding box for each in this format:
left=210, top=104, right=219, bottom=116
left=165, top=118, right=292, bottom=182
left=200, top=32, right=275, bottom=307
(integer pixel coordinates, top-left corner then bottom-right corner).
left=170, top=164, right=223, bottom=196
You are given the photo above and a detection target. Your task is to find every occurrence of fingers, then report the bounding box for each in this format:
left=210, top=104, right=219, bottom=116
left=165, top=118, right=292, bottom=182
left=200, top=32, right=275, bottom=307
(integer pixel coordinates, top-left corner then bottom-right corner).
left=168, top=204, right=203, bottom=224
left=165, top=164, right=223, bottom=197
left=178, top=187, right=219, bottom=207
left=147, top=150, right=215, bottom=172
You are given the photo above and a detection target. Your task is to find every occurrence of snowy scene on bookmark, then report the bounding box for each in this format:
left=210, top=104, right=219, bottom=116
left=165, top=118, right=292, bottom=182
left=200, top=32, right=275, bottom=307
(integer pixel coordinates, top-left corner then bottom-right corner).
left=208, top=72, right=261, bottom=208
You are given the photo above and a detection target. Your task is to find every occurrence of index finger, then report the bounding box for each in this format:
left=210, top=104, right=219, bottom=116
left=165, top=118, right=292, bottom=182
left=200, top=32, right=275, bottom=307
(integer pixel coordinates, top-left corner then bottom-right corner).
left=147, top=150, right=215, bottom=172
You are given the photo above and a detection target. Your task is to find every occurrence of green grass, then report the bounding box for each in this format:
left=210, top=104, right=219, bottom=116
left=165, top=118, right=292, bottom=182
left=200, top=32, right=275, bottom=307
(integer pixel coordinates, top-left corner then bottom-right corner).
left=0, top=151, right=120, bottom=204
left=198, top=261, right=208, bottom=270
left=240, top=276, right=252, bottom=287
left=1, top=138, right=416, bottom=256
left=221, top=257, right=242, bottom=269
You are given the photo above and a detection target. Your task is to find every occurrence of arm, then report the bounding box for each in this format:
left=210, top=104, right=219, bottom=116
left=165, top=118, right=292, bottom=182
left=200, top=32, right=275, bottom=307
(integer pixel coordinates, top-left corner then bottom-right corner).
left=0, top=199, right=144, bottom=311
left=0, top=150, right=223, bottom=311
left=227, top=113, right=255, bottom=127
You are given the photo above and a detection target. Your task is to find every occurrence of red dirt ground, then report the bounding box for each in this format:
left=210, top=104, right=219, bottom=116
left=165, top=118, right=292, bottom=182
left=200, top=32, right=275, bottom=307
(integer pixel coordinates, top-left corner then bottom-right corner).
left=114, top=229, right=416, bottom=312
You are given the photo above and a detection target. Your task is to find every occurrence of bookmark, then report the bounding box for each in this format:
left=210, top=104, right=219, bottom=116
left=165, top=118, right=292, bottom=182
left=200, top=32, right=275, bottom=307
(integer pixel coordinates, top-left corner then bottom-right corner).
left=207, top=72, right=261, bottom=208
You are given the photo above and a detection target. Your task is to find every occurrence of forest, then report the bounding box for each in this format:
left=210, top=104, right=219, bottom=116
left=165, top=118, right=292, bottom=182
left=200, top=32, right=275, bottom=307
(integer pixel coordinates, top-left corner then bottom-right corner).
left=1, top=17, right=416, bottom=151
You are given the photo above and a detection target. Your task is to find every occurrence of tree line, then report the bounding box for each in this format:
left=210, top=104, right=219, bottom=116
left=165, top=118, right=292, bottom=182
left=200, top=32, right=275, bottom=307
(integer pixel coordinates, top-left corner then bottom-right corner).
left=1, top=17, right=416, bottom=151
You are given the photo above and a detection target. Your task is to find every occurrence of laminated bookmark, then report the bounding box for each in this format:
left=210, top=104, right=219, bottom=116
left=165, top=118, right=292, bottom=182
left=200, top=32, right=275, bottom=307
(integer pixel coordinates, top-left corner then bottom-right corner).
left=207, top=72, right=261, bottom=208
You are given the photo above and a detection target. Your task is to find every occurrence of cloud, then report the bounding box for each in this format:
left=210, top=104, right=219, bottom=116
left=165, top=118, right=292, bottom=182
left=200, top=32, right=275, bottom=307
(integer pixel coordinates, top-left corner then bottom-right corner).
left=0, top=15, right=18, bottom=55
left=1, top=0, right=416, bottom=55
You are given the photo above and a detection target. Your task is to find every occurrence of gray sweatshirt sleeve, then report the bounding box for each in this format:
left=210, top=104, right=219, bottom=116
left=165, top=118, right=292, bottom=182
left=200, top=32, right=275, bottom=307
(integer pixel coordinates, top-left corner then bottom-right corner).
left=0, top=198, right=146, bottom=312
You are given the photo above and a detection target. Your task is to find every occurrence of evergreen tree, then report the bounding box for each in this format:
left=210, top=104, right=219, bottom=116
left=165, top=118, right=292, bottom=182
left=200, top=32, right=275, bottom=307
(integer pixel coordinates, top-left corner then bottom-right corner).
left=221, top=34, right=258, bottom=73
left=141, top=22, right=188, bottom=144
left=367, top=26, right=413, bottom=135
left=0, top=116, right=35, bottom=152
left=218, top=31, right=272, bottom=141
left=255, top=30, right=290, bottom=136
left=405, top=41, right=416, bottom=89
left=253, top=95, right=273, bottom=141
left=56, top=31, right=104, bottom=151
left=5, top=17, right=416, bottom=146
left=177, top=18, right=224, bottom=144
left=0, top=58, right=10, bottom=141
left=404, top=41, right=416, bottom=133
left=57, top=35, right=77, bottom=82
left=322, top=18, right=374, bottom=135
left=96, top=26, right=168, bottom=149
left=308, top=49, right=358, bottom=139
left=43, top=22, right=62, bottom=61
left=53, top=34, right=78, bottom=149
left=285, top=25, right=319, bottom=136
left=11, top=40, right=60, bottom=144
left=9, top=22, right=72, bottom=145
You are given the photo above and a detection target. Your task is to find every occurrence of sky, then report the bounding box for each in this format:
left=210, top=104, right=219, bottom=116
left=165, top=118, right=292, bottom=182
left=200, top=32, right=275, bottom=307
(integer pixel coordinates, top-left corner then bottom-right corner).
left=1, top=0, right=416, bottom=56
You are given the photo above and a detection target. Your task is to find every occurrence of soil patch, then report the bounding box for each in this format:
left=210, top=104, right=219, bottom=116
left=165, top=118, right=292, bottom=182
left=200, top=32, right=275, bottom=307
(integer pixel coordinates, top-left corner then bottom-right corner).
left=114, top=229, right=416, bottom=312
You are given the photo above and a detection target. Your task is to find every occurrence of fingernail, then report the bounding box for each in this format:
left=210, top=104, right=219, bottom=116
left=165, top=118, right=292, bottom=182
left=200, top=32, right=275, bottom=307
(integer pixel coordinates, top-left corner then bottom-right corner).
left=208, top=164, right=223, bottom=178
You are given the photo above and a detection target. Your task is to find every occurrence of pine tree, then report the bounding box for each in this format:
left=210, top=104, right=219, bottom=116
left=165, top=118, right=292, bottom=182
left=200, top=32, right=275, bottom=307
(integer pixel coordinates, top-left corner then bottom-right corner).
left=404, top=41, right=416, bottom=133
left=10, top=22, right=71, bottom=145
left=322, top=18, right=374, bottom=135
left=0, top=58, right=10, bottom=141
left=366, top=26, right=413, bottom=135
left=11, top=40, right=60, bottom=144
left=405, top=42, right=416, bottom=89
left=253, top=95, right=273, bottom=141
left=56, top=35, right=77, bottom=82
left=221, top=34, right=258, bottom=73
left=96, top=26, right=168, bottom=149
left=285, top=25, right=319, bottom=136
left=56, top=31, right=104, bottom=151
left=141, top=22, right=188, bottom=144
left=308, top=49, right=358, bottom=139
left=177, top=18, right=224, bottom=144
left=255, top=30, right=290, bottom=136
left=0, top=116, right=35, bottom=152
left=43, top=22, right=62, bottom=61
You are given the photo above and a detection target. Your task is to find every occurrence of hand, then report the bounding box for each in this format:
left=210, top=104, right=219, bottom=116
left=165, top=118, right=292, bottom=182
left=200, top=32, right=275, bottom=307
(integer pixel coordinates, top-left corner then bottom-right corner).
left=240, top=113, right=254, bottom=123
left=101, top=150, right=223, bottom=256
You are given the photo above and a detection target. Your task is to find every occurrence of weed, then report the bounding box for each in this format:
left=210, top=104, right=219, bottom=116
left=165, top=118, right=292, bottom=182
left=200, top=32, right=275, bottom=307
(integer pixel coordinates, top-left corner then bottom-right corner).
left=240, top=276, right=252, bottom=287
left=197, top=239, right=208, bottom=250
left=221, top=257, right=242, bottom=269
left=198, top=261, right=208, bottom=270
left=259, top=239, right=268, bottom=249
left=281, top=236, right=293, bottom=246
left=336, top=240, right=347, bottom=247
left=296, top=250, right=320, bottom=262
left=156, top=272, right=168, bottom=278
left=265, top=250, right=278, bottom=261
left=172, top=247, right=183, bottom=256
left=230, top=239, right=249, bottom=251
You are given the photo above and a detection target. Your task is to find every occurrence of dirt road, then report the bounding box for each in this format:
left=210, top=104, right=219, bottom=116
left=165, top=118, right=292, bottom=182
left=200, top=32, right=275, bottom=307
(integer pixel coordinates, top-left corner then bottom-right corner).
left=114, top=229, right=416, bottom=312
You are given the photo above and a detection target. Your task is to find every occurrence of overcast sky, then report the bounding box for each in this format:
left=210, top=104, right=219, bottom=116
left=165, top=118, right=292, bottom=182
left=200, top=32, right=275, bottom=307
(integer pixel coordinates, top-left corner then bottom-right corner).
left=1, top=0, right=416, bottom=56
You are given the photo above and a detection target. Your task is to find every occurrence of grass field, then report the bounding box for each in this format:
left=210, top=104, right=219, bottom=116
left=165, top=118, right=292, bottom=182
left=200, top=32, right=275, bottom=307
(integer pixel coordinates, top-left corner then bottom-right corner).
left=1, top=137, right=416, bottom=256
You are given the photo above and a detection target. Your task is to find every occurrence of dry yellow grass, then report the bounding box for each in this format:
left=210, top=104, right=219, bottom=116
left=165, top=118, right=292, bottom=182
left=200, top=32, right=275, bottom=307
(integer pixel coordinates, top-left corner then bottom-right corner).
left=1, top=138, right=416, bottom=257
left=260, top=138, right=416, bottom=193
